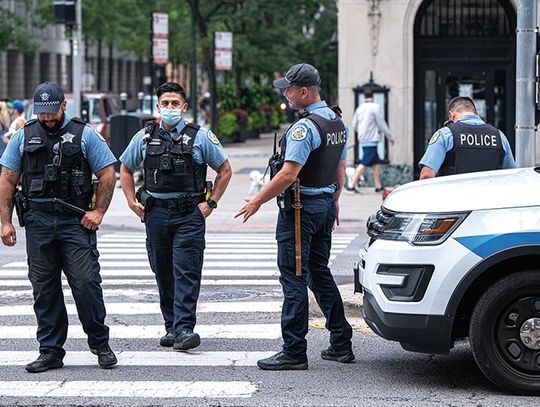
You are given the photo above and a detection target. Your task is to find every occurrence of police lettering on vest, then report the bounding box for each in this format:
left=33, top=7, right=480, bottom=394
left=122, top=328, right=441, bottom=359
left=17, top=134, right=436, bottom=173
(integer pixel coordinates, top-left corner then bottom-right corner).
left=142, top=121, right=207, bottom=194
left=439, top=121, right=504, bottom=176
left=21, top=118, right=93, bottom=209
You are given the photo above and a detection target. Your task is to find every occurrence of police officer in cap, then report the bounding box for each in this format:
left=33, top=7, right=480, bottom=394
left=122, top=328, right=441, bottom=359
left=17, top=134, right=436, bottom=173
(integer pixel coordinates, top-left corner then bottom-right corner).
left=120, top=82, right=232, bottom=351
left=419, top=96, right=516, bottom=179
left=0, top=82, right=118, bottom=372
left=236, top=63, right=354, bottom=370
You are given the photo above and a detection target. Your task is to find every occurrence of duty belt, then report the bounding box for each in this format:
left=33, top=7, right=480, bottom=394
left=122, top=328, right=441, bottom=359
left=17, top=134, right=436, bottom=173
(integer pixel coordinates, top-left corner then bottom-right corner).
left=151, top=194, right=205, bottom=214
left=27, top=199, right=86, bottom=215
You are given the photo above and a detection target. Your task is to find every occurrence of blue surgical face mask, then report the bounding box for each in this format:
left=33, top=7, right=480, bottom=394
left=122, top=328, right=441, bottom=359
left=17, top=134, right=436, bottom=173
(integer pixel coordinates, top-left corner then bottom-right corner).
left=160, top=108, right=183, bottom=127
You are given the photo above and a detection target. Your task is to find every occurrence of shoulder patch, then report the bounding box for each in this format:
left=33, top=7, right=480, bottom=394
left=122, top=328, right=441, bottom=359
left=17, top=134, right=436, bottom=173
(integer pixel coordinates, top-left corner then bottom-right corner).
left=290, top=125, right=308, bottom=141
left=428, top=133, right=439, bottom=145
left=207, top=131, right=220, bottom=145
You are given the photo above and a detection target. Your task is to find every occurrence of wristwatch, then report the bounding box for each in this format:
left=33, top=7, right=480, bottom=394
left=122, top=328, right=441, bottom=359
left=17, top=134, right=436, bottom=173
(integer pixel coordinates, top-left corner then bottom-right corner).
left=206, top=199, right=218, bottom=209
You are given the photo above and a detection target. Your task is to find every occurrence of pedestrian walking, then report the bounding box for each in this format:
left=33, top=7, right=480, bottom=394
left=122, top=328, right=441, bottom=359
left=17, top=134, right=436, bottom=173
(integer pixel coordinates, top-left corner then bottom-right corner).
left=347, top=90, right=394, bottom=193
left=419, top=96, right=516, bottom=179
left=119, top=82, right=232, bottom=351
left=0, top=82, right=118, bottom=372
left=235, top=63, right=354, bottom=370
left=3, top=99, right=25, bottom=144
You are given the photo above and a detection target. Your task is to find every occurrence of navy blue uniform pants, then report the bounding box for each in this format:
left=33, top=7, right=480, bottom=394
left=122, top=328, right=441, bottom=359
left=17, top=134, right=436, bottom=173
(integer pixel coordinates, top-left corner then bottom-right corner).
left=276, top=195, right=353, bottom=358
left=145, top=206, right=205, bottom=335
left=24, top=210, right=109, bottom=359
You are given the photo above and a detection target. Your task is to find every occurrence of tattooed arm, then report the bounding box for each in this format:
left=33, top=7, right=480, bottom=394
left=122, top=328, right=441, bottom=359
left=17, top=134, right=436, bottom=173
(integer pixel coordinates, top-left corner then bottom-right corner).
left=80, top=164, right=115, bottom=230
left=0, top=167, right=21, bottom=246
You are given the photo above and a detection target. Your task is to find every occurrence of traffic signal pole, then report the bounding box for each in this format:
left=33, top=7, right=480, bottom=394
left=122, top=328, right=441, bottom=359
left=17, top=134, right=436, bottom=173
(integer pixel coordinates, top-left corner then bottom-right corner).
left=72, top=0, right=82, bottom=117
left=515, top=0, right=537, bottom=167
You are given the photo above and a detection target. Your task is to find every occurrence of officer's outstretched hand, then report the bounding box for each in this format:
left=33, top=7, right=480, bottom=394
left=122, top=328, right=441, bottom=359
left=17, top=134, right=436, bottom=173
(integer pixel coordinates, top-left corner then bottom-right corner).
left=128, top=201, right=146, bottom=221
left=81, top=210, right=105, bottom=231
left=1, top=222, right=17, bottom=246
left=235, top=197, right=261, bottom=223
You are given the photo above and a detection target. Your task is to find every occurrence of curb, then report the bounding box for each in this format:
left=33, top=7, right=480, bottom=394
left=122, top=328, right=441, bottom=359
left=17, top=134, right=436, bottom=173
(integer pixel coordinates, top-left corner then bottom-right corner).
left=308, top=283, right=363, bottom=320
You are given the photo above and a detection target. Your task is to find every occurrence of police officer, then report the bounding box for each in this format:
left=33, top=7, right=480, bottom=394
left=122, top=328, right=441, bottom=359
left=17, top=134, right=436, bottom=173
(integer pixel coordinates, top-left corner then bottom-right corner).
left=119, top=82, right=232, bottom=351
left=236, top=63, right=354, bottom=370
left=0, top=82, right=118, bottom=372
left=419, top=96, right=516, bottom=179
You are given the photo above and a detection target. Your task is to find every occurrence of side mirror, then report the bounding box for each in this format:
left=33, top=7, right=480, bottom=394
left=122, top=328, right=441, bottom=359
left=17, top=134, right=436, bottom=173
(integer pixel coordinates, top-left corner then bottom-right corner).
left=80, top=99, right=90, bottom=123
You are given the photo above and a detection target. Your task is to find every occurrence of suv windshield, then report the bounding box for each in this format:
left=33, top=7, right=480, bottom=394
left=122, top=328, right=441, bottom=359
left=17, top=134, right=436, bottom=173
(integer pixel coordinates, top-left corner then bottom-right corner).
left=66, top=99, right=101, bottom=124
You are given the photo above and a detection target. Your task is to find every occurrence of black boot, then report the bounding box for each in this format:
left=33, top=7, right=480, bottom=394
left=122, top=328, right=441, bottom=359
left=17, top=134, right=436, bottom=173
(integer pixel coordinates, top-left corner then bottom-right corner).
left=321, top=347, right=355, bottom=363
left=160, top=329, right=175, bottom=347
left=173, top=331, right=201, bottom=351
left=25, top=352, right=63, bottom=373
left=257, top=351, right=308, bottom=371
left=91, top=346, right=118, bottom=369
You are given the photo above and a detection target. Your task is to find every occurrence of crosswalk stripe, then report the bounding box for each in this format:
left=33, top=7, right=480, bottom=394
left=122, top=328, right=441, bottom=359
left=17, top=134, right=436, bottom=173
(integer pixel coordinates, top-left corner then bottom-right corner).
left=98, top=237, right=356, bottom=243
left=0, top=269, right=280, bottom=278
left=0, top=279, right=280, bottom=287
left=0, top=301, right=282, bottom=316
left=0, top=324, right=281, bottom=339
left=101, top=233, right=357, bottom=239
left=97, top=246, right=348, bottom=254
left=2, top=261, right=297, bottom=268
left=0, top=380, right=258, bottom=398
left=97, top=254, right=338, bottom=260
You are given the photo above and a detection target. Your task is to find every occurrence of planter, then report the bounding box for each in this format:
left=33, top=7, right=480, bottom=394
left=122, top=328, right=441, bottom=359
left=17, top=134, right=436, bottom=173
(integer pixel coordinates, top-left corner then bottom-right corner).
left=235, top=130, right=248, bottom=143
left=246, top=130, right=259, bottom=139
left=220, top=134, right=236, bottom=143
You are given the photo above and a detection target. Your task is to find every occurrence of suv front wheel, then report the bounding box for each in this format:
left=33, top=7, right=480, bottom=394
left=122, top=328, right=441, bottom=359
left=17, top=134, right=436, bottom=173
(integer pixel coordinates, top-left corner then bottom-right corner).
left=469, top=270, right=540, bottom=395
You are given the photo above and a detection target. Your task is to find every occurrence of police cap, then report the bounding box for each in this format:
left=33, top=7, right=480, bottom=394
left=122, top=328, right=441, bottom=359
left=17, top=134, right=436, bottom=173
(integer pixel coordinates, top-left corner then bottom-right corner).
left=273, top=63, right=321, bottom=89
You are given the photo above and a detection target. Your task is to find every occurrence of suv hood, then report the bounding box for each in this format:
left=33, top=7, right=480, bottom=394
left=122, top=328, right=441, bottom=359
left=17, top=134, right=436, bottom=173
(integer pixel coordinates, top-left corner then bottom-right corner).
left=383, top=167, right=540, bottom=213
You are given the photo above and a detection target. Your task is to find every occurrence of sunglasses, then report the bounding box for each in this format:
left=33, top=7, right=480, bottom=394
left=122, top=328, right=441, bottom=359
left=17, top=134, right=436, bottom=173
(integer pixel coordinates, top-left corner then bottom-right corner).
left=52, top=142, right=62, bottom=167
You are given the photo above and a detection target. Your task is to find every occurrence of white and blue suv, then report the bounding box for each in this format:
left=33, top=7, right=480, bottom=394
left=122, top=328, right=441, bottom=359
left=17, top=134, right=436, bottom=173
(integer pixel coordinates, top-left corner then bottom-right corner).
left=355, top=167, right=540, bottom=395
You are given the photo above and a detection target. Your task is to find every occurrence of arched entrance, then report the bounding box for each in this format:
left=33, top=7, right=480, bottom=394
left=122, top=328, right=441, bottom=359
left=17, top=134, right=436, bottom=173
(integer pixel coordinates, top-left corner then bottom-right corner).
left=413, top=0, right=516, bottom=178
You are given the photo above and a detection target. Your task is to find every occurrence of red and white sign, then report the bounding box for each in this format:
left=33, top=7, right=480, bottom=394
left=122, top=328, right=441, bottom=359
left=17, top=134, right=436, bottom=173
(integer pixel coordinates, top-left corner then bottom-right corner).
left=215, top=49, right=233, bottom=71
left=152, top=13, right=168, bottom=65
left=214, top=31, right=233, bottom=71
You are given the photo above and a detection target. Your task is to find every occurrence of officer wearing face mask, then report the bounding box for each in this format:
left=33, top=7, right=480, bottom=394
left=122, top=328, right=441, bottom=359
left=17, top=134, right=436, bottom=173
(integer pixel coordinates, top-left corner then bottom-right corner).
left=0, top=82, right=118, bottom=372
left=119, top=82, right=232, bottom=351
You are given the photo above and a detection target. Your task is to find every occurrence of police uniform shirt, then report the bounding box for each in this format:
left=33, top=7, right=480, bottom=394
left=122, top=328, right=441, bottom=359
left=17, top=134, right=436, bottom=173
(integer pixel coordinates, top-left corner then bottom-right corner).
left=120, top=118, right=228, bottom=199
left=285, top=101, right=349, bottom=195
left=0, top=114, right=117, bottom=174
left=419, top=114, right=516, bottom=174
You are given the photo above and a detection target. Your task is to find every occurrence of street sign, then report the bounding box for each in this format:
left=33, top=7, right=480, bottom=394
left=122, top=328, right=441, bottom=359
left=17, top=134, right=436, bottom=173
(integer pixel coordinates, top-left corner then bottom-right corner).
left=152, top=13, right=168, bottom=38
left=153, top=38, right=169, bottom=65
left=215, top=32, right=233, bottom=50
left=215, top=50, right=233, bottom=71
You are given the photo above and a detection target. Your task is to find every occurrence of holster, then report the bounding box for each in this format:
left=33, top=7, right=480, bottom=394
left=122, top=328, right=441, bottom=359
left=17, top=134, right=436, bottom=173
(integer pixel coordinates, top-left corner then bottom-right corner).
left=277, top=188, right=293, bottom=211
left=135, top=187, right=154, bottom=212
left=13, top=189, right=28, bottom=227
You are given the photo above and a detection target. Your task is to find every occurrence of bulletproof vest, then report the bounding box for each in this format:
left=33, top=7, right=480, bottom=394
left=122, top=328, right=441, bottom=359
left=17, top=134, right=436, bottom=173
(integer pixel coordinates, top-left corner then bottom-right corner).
left=143, top=121, right=207, bottom=193
left=439, top=121, right=504, bottom=176
left=282, top=109, right=347, bottom=187
left=21, top=117, right=93, bottom=208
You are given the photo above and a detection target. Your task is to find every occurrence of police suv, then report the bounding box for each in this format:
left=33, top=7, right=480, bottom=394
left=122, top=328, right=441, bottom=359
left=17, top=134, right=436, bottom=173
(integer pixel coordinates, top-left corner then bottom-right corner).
left=355, top=167, right=540, bottom=395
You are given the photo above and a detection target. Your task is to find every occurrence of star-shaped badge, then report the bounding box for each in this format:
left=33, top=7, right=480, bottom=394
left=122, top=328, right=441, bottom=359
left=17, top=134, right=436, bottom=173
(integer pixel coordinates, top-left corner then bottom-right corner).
left=61, top=132, right=76, bottom=144
left=179, top=134, right=191, bottom=145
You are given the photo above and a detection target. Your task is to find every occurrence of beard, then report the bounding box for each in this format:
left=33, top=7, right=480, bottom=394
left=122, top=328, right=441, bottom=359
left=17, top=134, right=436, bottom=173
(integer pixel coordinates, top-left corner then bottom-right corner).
left=39, top=114, right=64, bottom=134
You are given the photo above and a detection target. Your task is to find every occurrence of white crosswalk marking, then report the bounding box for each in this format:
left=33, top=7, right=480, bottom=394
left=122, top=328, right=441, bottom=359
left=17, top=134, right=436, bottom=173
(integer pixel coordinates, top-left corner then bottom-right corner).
left=0, top=231, right=357, bottom=402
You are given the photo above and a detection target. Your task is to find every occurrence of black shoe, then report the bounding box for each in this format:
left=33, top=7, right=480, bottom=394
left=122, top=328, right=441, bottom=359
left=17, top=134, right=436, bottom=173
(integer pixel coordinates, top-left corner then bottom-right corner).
left=173, top=330, right=201, bottom=351
left=321, top=347, right=355, bottom=363
left=160, top=329, right=175, bottom=347
left=257, top=351, right=308, bottom=371
left=90, top=346, right=118, bottom=369
left=25, top=352, right=64, bottom=373
left=375, top=187, right=384, bottom=193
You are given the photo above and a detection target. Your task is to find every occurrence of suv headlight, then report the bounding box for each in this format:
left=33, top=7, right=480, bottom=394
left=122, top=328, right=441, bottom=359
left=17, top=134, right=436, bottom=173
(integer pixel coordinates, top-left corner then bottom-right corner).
left=379, top=212, right=468, bottom=245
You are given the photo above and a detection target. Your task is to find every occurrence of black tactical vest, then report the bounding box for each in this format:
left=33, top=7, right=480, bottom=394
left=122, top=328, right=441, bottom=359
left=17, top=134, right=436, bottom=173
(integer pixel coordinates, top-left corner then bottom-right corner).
left=281, top=109, right=347, bottom=187
left=143, top=121, right=207, bottom=193
left=439, top=121, right=504, bottom=176
left=21, top=117, right=93, bottom=208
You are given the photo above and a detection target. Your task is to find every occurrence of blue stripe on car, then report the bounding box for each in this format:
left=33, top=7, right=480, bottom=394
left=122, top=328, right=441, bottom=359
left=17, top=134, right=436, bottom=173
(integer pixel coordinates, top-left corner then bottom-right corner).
left=455, top=232, right=540, bottom=258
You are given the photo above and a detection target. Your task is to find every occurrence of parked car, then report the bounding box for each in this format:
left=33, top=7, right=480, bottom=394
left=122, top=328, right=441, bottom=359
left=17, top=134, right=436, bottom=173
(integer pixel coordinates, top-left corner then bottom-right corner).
left=356, top=168, right=540, bottom=395
left=66, top=92, right=120, bottom=144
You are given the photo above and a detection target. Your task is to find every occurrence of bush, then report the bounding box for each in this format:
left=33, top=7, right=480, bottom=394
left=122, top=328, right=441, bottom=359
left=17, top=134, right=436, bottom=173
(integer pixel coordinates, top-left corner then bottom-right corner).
left=247, top=111, right=265, bottom=131
left=218, top=112, right=239, bottom=138
left=217, top=84, right=238, bottom=111
left=232, top=108, right=249, bottom=130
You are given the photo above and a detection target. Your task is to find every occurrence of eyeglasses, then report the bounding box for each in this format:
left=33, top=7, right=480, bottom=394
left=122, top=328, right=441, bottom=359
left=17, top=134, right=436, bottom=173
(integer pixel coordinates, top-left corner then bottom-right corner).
left=52, top=142, right=62, bottom=167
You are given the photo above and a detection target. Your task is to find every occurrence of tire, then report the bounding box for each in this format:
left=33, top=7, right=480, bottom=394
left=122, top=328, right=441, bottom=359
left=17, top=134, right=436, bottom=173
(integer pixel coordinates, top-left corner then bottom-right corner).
left=469, top=270, right=540, bottom=395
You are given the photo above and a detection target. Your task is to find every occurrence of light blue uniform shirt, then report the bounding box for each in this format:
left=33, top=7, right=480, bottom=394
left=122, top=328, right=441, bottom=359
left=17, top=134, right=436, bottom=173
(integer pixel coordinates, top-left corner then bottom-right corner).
left=284, top=101, right=348, bottom=195
left=419, top=114, right=516, bottom=174
left=0, top=114, right=117, bottom=173
left=120, top=118, right=228, bottom=199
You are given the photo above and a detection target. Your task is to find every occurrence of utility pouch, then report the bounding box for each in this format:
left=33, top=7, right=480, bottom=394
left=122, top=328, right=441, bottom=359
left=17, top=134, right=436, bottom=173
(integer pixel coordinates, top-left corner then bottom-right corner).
left=136, top=187, right=154, bottom=212
left=13, top=189, right=28, bottom=227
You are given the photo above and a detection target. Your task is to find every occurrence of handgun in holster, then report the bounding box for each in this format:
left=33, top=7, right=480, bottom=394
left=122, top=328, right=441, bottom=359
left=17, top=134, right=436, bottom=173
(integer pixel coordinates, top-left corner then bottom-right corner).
left=277, top=187, right=293, bottom=211
left=135, top=187, right=154, bottom=212
left=13, top=189, right=28, bottom=227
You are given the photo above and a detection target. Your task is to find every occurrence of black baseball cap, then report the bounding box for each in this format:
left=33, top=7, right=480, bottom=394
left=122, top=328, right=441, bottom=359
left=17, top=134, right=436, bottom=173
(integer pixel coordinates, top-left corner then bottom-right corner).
left=273, top=63, right=321, bottom=89
left=33, top=82, right=65, bottom=114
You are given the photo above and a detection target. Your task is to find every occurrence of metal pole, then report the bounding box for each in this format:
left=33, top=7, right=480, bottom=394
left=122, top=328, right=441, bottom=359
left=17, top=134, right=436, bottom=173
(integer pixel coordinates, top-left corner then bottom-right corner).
left=72, top=0, right=82, bottom=117
left=149, top=13, right=154, bottom=116
left=191, top=3, right=198, bottom=123
left=515, top=0, right=537, bottom=167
